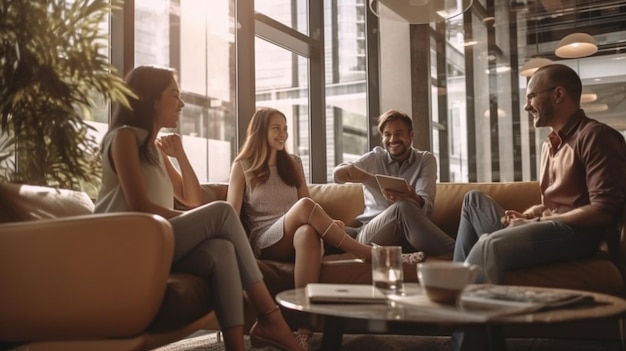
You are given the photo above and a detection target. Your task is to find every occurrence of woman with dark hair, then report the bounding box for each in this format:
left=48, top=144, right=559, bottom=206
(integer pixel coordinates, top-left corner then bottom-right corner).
left=227, top=107, right=421, bottom=350
left=95, top=66, right=302, bottom=351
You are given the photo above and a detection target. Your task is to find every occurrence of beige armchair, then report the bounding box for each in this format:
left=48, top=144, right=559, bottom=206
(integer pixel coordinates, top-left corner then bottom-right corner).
left=0, top=184, right=216, bottom=351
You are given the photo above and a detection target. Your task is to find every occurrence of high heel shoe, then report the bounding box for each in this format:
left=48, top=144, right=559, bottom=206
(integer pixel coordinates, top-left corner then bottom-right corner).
left=249, top=305, right=298, bottom=351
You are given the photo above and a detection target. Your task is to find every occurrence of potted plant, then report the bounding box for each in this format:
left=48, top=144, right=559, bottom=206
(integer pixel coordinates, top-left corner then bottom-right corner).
left=0, top=0, right=133, bottom=191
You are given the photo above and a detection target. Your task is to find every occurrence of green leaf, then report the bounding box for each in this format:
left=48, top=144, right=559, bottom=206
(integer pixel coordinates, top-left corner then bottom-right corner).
left=0, top=0, right=131, bottom=190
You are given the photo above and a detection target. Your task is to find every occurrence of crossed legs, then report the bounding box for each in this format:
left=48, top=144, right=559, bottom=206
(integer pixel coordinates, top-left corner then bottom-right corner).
left=170, top=201, right=302, bottom=351
left=261, top=197, right=373, bottom=349
left=263, top=197, right=372, bottom=262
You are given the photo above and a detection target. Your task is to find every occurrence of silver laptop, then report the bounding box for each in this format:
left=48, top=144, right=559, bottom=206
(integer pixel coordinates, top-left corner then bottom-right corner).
left=306, top=283, right=387, bottom=304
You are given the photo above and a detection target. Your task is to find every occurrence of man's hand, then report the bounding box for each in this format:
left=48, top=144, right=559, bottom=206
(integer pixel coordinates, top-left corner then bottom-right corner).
left=502, top=207, right=554, bottom=227
left=382, top=183, right=414, bottom=204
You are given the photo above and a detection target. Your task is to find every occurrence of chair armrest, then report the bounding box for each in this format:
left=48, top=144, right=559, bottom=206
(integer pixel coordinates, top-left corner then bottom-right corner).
left=0, top=213, right=174, bottom=341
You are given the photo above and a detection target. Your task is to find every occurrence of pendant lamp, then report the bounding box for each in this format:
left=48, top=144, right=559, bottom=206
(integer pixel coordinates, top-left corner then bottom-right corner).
left=580, top=91, right=597, bottom=103
left=555, top=32, right=598, bottom=58
left=520, top=57, right=554, bottom=77
left=520, top=17, right=554, bottom=77
left=369, top=0, right=474, bottom=24
left=582, top=103, right=608, bottom=113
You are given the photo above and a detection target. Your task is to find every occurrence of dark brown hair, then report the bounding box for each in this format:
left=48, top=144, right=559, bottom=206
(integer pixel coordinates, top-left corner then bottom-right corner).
left=534, top=64, right=582, bottom=103
left=108, top=65, right=176, bottom=165
left=377, top=109, right=413, bottom=135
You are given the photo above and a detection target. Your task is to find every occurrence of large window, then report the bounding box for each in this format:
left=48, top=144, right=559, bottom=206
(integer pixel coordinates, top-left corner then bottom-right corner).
left=325, top=0, right=368, bottom=180
left=82, top=0, right=626, bottom=189
left=255, top=38, right=311, bottom=179
left=255, top=0, right=308, bottom=35
left=133, top=0, right=236, bottom=182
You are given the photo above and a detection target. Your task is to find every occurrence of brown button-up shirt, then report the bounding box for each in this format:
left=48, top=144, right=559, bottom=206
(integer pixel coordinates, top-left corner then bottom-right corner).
left=540, top=110, right=626, bottom=226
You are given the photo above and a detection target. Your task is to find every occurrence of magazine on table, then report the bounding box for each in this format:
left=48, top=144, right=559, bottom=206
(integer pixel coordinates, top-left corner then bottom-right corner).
left=460, top=285, right=594, bottom=311
left=388, top=285, right=595, bottom=322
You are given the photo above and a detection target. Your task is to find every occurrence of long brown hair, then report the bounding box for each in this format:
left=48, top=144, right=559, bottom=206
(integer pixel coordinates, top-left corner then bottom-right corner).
left=235, top=107, right=301, bottom=189
left=107, top=65, right=176, bottom=165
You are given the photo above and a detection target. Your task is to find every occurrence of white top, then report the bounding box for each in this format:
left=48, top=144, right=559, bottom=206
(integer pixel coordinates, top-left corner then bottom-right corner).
left=95, top=126, right=173, bottom=213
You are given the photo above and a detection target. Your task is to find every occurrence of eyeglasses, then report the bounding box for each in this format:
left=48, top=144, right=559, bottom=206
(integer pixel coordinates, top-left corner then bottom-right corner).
left=525, top=86, right=558, bottom=103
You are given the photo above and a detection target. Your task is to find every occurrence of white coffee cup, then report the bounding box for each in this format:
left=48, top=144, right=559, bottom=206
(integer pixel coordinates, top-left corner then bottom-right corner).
left=417, top=261, right=479, bottom=304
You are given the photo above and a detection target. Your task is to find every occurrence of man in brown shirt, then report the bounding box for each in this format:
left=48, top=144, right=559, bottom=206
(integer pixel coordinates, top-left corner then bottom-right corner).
left=451, top=63, right=626, bottom=350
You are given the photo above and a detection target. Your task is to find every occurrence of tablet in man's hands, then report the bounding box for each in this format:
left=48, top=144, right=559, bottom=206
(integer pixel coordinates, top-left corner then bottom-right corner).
left=375, top=174, right=410, bottom=193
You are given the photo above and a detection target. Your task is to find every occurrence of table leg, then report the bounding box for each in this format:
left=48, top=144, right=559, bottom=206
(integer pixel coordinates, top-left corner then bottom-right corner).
left=486, top=325, right=507, bottom=351
left=320, top=316, right=344, bottom=351
left=617, top=318, right=626, bottom=351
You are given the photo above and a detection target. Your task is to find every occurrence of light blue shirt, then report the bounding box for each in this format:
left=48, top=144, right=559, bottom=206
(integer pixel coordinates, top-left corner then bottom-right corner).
left=335, top=146, right=438, bottom=224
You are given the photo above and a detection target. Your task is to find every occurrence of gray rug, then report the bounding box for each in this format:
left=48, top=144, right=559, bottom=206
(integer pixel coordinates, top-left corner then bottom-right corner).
left=153, top=330, right=620, bottom=351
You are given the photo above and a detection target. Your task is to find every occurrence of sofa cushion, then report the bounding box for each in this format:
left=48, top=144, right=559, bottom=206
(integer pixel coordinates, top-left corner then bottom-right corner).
left=432, top=182, right=541, bottom=239
left=176, top=183, right=228, bottom=210
left=505, top=254, right=623, bottom=294
left=0, top=183, right=94, bottom=223
left=308, top=183, right=365, bottom=227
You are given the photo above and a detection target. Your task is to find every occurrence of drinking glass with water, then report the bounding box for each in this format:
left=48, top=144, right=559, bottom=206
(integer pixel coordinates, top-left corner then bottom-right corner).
left=371, top=244, right=404, bottom=295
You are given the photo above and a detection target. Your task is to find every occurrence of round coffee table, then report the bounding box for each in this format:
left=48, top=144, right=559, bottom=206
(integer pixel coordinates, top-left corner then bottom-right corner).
left=276, top=283, right=626, bottom=351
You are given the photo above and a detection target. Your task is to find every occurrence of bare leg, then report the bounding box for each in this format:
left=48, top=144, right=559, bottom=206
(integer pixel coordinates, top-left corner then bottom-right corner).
left=283, top=198, right=371, bottom=260
left=292, top=225, right=323, bottom=288
left=262, top=224, right=321, bottom=349
left=259, top=198, right=373, bottom=350
left=293, top=225, right=322, bottom=345
left=247, top=281, right=304, bottom=351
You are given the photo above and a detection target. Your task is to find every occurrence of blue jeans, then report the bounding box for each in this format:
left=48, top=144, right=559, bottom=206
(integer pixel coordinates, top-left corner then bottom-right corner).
left=453, top=190, right=598, bottom=283
left=450, top=190, right=599, bottom=351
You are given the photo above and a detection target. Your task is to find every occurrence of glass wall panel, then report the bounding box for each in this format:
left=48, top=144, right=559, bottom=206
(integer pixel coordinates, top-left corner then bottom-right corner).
left=133, top=0, right=235, bottom=183
left=471, top=12, right=491, bottom=182
left=255, top=0, right=309, bottom=35
left=255, top=38, right=311, bottom=180
left=430, top=38, right=441, bottom=169
left=325, top=0, right=368, bottom=181
left=444, top=16, right=468, bottom=182
left=135, top=0, right=170, bottom=67
left=494, top=0, right=514, bottom=181
left=85, top=6, right=112, bottom=146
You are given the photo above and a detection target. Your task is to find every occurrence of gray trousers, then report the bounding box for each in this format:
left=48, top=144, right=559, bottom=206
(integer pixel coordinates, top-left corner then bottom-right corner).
left=169, top=201, right=263, bottom=329
left=350, top=200, right=455, bottom=256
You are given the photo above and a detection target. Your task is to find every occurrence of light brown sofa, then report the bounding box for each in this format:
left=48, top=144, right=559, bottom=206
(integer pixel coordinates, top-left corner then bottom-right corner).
left=201, top=181, right=625, bottom=340
left=200, top=181, right=624, bottom=299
